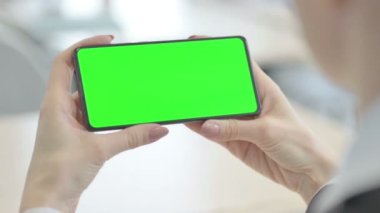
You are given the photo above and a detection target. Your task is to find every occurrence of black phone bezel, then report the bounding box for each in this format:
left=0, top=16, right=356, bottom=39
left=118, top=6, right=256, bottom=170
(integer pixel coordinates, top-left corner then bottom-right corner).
left=73, top=36, right=261, bottom=131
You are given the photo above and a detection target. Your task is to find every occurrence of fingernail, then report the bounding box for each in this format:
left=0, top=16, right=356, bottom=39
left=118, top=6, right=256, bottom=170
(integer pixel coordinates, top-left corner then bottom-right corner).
left=201, top=121, right=220, bottom=137
left=109, top=35, right=115, bottom=40
left=149, top=126, right=169, bottom=142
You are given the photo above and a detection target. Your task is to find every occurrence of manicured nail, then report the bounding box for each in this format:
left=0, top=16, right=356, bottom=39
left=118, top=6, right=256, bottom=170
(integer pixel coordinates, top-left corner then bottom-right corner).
left=149, top=126, right=169, bottom=142
left=201, top=121, right=220, bottom=137
left=189, top=35, right=208, bottom=39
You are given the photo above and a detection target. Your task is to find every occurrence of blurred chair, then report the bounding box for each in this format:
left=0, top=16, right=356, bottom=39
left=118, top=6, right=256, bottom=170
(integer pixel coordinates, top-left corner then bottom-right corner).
left=0, top=13, right=50, bottom=213
left=0, top=15, right=48, bottom=115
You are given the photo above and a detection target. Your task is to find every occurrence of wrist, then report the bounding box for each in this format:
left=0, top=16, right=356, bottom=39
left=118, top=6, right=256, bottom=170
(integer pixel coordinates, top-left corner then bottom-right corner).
left=297, top=174, right=327, bottom=204
left=20, top=190, right=73, bottom=213
left=20, top=179, right=78, bottom=213
left=298, top=132, right=337, bottom=203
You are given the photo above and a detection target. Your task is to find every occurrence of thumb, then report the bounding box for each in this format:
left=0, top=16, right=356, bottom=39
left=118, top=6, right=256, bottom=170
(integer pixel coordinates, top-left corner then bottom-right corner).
left=200, top=119, right=263, bottom=143
left=97, top=124, right=169, bottom=160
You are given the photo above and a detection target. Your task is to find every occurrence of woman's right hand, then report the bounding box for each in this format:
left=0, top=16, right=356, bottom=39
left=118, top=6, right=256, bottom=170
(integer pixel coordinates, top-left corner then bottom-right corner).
left=20, top=35, right=169, bottom=213
left=186, top=39, right=337, bottom=203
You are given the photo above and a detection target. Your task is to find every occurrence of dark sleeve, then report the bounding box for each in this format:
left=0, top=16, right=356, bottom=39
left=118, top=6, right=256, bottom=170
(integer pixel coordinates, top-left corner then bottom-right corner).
left=307, top=185, right=380, bottom=213
left=306, top=185, right=335, bottom=213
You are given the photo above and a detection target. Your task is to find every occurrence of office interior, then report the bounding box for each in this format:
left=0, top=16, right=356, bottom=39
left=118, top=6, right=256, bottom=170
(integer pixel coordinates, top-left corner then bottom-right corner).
left=0, top=0, right=355, bottom=212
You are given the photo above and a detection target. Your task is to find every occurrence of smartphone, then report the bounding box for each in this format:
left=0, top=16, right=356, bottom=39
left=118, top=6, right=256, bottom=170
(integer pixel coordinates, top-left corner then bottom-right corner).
left=74, top=36, right=261, bottom=131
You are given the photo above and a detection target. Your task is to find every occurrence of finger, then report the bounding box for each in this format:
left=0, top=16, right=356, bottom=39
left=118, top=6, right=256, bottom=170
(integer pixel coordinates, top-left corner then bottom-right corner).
left=71, top=92, right=84, bottom=126
left=188, top=35, right=209, bottom=39
left=97, top=124, right=169, bottom=160
left=199, top=118, right=272, bottom=146
left=72, top=91, right=80, bottom=108
left=251, top=61, right=285, bottom=101
left=184, top=121, right=204, bottom=132
left=251, top=62, right=270, bottom=99
left=48, top=35, right=114, bottom=96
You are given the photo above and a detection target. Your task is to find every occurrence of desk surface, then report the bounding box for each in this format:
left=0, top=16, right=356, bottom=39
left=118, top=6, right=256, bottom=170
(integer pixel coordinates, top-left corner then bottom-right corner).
left=0, top=103, right=350, bottom=213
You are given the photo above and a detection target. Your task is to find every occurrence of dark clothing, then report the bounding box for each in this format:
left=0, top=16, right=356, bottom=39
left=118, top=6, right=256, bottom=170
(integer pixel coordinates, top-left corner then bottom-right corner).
left=307, top=185, right=380, bottom=213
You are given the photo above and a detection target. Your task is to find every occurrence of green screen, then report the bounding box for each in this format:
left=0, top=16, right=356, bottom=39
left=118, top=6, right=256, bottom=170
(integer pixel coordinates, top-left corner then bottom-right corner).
left=76, top=37, right=260, bottom=130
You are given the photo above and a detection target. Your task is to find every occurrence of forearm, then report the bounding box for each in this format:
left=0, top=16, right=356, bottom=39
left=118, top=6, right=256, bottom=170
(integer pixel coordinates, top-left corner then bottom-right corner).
left=20, top=186, right=78, bottom=213
left=22, top=208, right=61, bottom=213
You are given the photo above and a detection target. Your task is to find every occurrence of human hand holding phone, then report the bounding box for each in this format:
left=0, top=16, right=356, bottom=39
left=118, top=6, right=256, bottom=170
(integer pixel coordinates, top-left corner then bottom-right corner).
left=20, top=35, right=169, bottom=213
left=74, top=36, right=260, bottom=131
left=186, top=36, right=337, bottom=204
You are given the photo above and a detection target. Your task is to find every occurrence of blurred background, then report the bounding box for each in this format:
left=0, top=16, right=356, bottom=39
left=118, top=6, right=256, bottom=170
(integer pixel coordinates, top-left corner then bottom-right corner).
left=0, top=0, right=355, bottom=212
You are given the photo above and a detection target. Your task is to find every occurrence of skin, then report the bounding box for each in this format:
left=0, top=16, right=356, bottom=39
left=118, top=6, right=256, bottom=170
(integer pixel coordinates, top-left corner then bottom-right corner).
left=296, top=0, right=380, bottom=109
left=20, top=0, right=380, bottom=211
left=20, top=35, right=169, bottom=213
left=187, top=0, right=380, bottom=205
left=186, top=54, right=336, bottom=203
